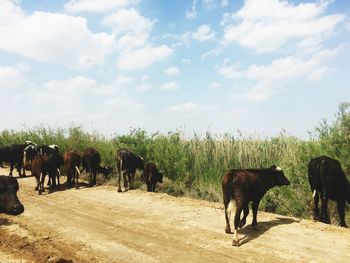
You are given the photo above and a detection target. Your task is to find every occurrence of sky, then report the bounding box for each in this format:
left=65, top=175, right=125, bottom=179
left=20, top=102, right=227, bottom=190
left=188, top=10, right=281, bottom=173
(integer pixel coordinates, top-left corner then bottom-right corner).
left=0, top=0, right=349, bottom=138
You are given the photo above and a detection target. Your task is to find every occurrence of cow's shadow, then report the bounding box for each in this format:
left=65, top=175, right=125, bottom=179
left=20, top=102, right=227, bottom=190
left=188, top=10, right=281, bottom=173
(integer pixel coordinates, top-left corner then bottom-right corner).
left=0, top=217, right=12, bottom=226
left=238, top=217, right=299, bottom=245
left=46, top=181, right=94, bottom=194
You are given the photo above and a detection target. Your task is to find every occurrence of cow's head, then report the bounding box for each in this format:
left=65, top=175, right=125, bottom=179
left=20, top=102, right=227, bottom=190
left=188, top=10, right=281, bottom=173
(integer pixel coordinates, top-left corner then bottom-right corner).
left=270, top=165, right=290, bottom=186
left=0, top=176, right=24, bottom=215
left=98, top=165, right=113, bottom=178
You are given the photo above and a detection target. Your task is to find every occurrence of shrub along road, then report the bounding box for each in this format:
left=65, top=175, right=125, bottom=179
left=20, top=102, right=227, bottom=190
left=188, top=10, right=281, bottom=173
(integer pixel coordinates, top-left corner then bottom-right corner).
left=0, top=167, right=350, bottom=263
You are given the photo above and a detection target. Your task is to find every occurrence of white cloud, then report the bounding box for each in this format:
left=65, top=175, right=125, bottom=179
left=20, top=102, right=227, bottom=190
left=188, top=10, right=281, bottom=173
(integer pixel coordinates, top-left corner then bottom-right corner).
left=181, top=58, right=192, bottom=64
left=186, top=0, right=198, bottom=19
left=117, top=45, right=173, bottom=71
left=64, top=0, right=139, bottom=13
left=0, top=1, right=114, bottom=69
left=203, top=0, right=228, bottom=9
left=222, top=0, right=345, bottom=53
left=160, top=81, right=179, bottom=91
left=136, top=83, right=151, bottom=93
left=217, top=47, right=341, bottom=101
left=168, top=102, right=218, bottom=115
left=210, top=82, right=222, bottom=89
left=192, top=25, right=216, bottom=41
left=0, top=65, right=24, bottom=88
left=165, top=67, right=180, bottom=76
left=102, top=8, right=155, bottom=36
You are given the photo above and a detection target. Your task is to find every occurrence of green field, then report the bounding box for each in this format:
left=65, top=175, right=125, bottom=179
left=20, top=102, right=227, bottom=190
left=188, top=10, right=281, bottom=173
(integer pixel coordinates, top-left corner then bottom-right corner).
left=1, top=102, right=350, bottom=223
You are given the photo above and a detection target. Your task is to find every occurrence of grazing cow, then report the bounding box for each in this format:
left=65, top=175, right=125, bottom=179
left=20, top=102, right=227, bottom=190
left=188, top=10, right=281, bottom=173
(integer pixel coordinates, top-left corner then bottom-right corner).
left=31, top=153, right=62, bottom=194
left=63, top=150, right=81, bottom=189
left=116, top=149, right=144, bottom=192
left=81, top=148, right=112, bottom=187
left=0, top=141, right=36, bottom=177
left=308, top=156, right=350, bottom=227
left=144, top=163, right=163, bottom=192
left=0, top=176, right=24, bottom=215
left=222, top=165, right=290, bottom=246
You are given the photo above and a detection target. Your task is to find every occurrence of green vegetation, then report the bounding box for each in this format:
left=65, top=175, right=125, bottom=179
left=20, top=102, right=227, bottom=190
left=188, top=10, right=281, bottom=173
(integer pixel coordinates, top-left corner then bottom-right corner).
left=1, top=103, right=349, bottom=223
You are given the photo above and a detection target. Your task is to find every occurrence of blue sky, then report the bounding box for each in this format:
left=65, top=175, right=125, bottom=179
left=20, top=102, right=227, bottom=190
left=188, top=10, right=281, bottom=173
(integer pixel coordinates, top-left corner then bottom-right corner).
left=0, top=0, right=349, bottom=138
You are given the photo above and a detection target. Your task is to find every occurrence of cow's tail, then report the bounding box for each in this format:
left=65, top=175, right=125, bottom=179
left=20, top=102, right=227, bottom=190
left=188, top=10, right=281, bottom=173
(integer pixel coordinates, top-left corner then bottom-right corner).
left=57, top=168, right=61, bottom=177
left=75, top=166, right=81, bottom=177
left=23, top=150, right=27, bottom=169
left=312, top=189, right=316, bottom=198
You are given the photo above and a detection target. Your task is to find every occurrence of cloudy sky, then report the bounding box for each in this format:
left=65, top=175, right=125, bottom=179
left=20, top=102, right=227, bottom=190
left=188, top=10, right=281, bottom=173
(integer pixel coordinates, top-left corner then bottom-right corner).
left=0, top=0, right=349, bottom=138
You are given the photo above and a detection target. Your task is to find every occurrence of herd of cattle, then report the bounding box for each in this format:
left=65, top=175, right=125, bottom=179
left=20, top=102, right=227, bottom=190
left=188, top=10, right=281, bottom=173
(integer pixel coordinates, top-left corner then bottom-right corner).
left=0, top=141, right=350, bottom=246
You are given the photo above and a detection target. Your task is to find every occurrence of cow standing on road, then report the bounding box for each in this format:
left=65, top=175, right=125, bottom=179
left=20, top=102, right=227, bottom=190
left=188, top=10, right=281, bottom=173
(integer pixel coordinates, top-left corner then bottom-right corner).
left=308, top=156, right=350, bottom=227
left=222, top=165, right=290, bottom=246
left=81, top=148, right=112, bottom=187
left=116, top=149, right=144, bottom=192
left=64, top=150, right=81, bottom=189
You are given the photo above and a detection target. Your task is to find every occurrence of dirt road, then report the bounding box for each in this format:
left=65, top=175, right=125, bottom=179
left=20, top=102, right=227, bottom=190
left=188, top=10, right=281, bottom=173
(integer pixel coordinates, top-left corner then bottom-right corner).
left=1, top=168, right=350, bottom=263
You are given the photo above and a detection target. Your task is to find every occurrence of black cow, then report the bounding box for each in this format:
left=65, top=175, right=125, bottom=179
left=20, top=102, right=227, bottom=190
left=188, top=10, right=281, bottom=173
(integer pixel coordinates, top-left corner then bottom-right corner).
left=308, top=156, right=350, bottom=227
left=116, top=149, right=144, bottom=192
left=0, top=141, right=36, bottom=177
left=81, top=148, right=112, bottom=187
left=64, top=150, right=81, bottom=189
left=0, top=176, right=24, bottom=215
left=222, top=165, right=290, bottom=246
left=144, top=163, right=163, bottom=192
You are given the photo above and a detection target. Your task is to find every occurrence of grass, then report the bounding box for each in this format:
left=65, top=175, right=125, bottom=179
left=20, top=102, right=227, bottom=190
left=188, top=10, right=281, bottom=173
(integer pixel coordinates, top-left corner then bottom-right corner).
left=1, top=103, right=350, bottom=224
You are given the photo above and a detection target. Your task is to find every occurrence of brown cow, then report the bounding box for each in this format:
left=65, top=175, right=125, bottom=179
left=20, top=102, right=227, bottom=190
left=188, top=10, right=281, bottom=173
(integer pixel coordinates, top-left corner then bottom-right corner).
left=222, top=165, right=290, bottom=246
left=81, top=148, right=111, bottom=187
left=63, top=150, right=81, bottom=189
left=144, top=163, right=163, bottom=192
left=31, top=154, right=60, bottom=195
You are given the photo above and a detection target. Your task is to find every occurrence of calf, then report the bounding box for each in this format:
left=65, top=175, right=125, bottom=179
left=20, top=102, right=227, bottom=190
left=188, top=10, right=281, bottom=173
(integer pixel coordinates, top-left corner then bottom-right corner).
left=222, top=165, right=290, bottom=246
left=0, top=176, right=24, bottom=215
left=64, top=150, right=81, bottom=189
left=144, top=163, right=163, bottom=192
left=81, top=148, right=111, bottom=187
left=24, top=144, right=62, bottom=188
left=31, top=154, right=61, bottom=194
left=116, top=149, right=144, bottom=192
left=308, top=156, right=350, bottom=227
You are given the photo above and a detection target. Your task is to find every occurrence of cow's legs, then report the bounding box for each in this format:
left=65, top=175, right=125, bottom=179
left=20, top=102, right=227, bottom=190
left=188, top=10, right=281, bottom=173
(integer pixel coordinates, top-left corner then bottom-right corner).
left=124, top=172, right=129, bottom=188
left=252, top=199, right=260, bottom=230
left=337, top=199, right=347, bottom=228
left=130, top=172, right=135, bottom=189
left=232, top=200, right=243, bottom=246
left=239, top=203, right=249, bottom=228
left=223, top=195, right=232, bottom=234
left=9, top=163, right=14, bottom=176
left=92, top=168, right=97, bottom=186
left=117, top=169, right=122, bottom=192
left=312, top=190, right=320, bottom=221
left=40, top=172, right=46, bottom=194
left=320, top=193, right=330, bottom=224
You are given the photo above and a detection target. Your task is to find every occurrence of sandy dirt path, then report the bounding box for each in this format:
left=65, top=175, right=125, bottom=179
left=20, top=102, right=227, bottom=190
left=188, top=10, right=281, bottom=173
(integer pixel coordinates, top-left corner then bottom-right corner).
left=1, top=168, right=350, bottom=263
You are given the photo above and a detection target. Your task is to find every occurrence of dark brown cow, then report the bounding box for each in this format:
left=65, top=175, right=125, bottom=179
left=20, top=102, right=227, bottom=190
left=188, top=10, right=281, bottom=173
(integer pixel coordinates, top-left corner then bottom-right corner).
left=222, top=165, right=290, bottom=246
left=0, top=176, right=24, bottom=215
left=308, top=156, right=350, bottom=227
left=31, top=154, right=60, bottom=194
left=63, top=150, right=81, bottom=189
left=81, top=148, right=111, bottom=187
left=144, top=163, right=163, bottom=192
left=116, top=149, right=144, bottom=192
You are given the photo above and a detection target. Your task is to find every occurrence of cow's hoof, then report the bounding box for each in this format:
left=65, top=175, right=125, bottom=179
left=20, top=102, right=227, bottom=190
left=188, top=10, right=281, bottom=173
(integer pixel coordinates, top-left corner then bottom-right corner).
left=118, top=188, right=122, bottom=192
left=225, top=227, right=232, bottom=234
left=252, top=225, right=259, bottom=231
left=232, top=240, right=240, bottom=247
left=35, top=187, right=38, bottom=191
left=239, top=220, right=246, bottom=229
